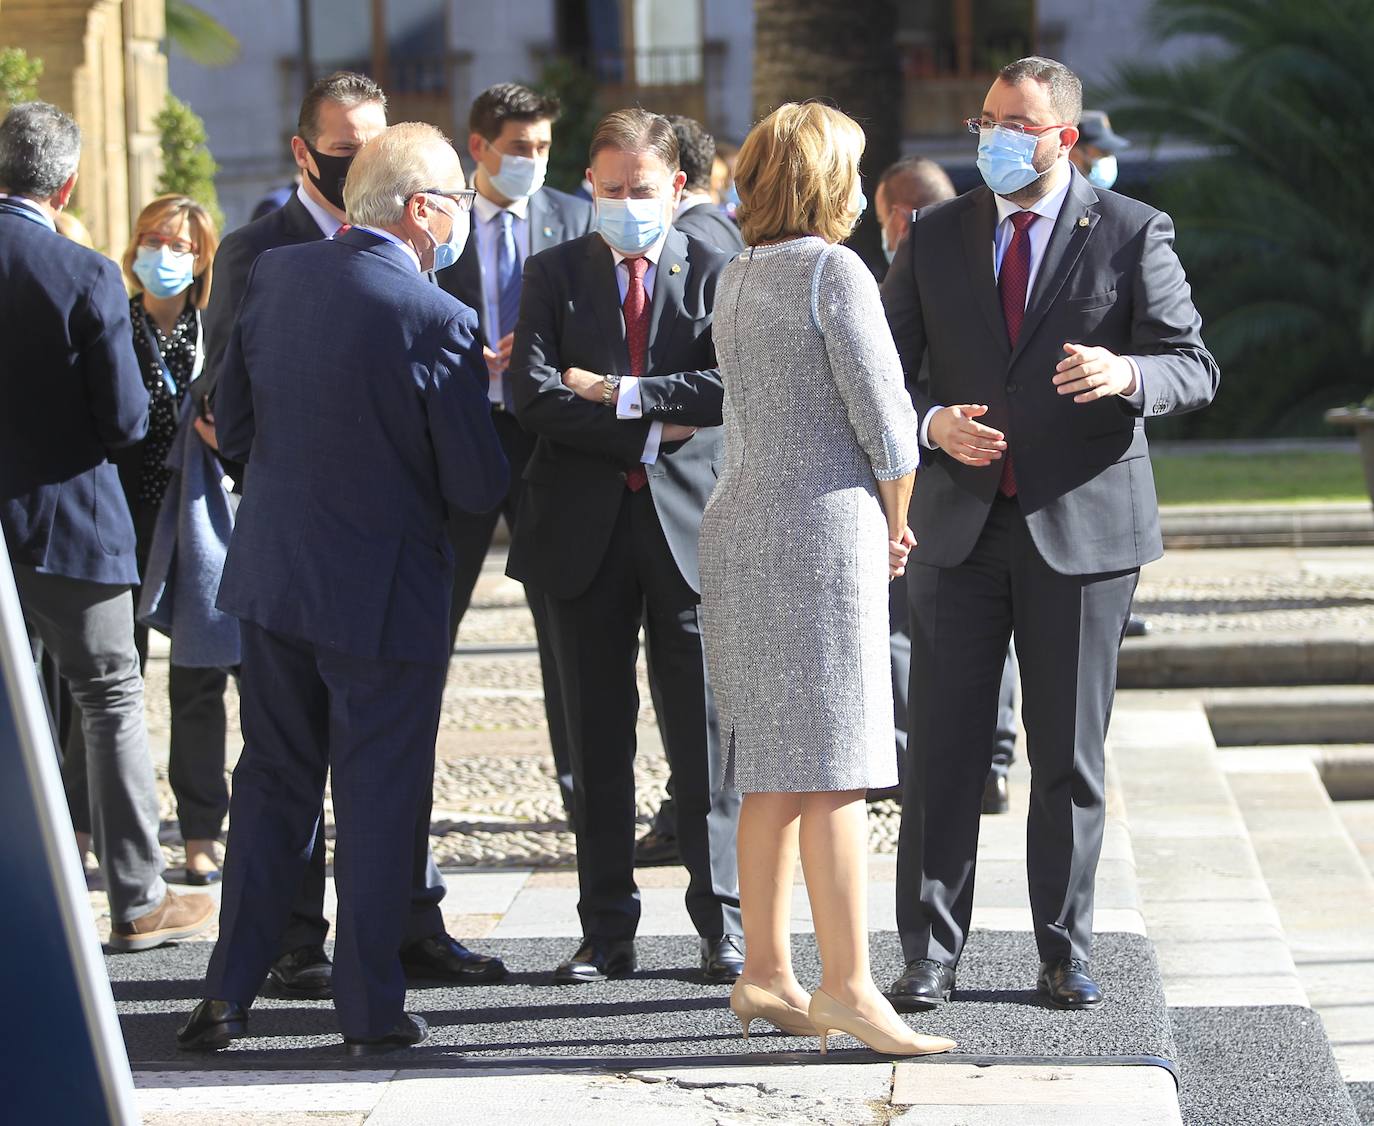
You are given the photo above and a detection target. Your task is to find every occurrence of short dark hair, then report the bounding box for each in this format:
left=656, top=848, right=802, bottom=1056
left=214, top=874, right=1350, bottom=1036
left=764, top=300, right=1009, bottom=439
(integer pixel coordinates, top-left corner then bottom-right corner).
left=997, top=56, right=1083, bottom=125
left=589, top=107, right=678, bottom=170
left=297, top=71, right=387, bottom=146
left=0, top=101, right=81, bottom=198
left=469, top=83, right=561, bottom=142
left=668, top=115, right=715, bottom=192
left=878, top=156, right=955, bottom=210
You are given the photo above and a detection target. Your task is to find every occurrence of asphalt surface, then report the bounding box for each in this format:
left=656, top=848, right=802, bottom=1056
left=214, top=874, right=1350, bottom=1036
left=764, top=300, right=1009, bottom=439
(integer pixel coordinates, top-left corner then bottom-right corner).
left=1169, top=1005, right=1360, bottom=1125
left=111, top=930, right=1174, bottom=1070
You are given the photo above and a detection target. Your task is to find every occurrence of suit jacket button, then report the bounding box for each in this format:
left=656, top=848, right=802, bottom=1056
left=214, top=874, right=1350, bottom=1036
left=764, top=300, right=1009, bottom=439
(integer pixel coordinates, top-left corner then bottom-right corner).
left=1006, top=382, right=1019, bottom=394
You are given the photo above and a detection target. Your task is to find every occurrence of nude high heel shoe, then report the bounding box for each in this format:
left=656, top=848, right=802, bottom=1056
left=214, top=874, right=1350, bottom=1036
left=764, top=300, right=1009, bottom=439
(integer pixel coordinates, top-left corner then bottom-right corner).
left=729, top=982, right=816, bottom=1038
left=808, top=989, right=956, bottom=1056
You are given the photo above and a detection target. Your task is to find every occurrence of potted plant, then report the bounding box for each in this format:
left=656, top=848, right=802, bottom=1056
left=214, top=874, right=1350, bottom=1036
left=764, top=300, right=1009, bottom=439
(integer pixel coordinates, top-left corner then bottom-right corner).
left=1325, top=393, right=1374, bottom=510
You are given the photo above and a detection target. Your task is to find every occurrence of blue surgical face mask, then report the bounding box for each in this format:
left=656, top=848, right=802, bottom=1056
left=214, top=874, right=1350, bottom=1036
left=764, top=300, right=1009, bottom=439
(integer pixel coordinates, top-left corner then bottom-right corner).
left=426, top=199, right=471, bottom=271
left=133, top=245, right=195, bottom=299
left=976, top=125, right=1045, bottom=197
left=487, top=148, right=547, bottom=202
left=882, top=229, right=896, bottom=265
left=595, top=195, right=665, bottom=256
left=1086, top=154, right=1118, bottom=191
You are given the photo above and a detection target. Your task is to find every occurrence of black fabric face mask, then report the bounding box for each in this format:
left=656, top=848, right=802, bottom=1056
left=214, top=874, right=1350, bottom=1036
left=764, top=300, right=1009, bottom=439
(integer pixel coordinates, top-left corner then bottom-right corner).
left=304, top=144, right=354, bottom=211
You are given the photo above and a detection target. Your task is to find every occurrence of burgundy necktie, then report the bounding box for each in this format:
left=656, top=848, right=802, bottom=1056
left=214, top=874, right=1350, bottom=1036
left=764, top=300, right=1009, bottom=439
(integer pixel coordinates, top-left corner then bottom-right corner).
left=997, top=210, right=1038, bottom=497
left=622, top=255, right=651, bottom=492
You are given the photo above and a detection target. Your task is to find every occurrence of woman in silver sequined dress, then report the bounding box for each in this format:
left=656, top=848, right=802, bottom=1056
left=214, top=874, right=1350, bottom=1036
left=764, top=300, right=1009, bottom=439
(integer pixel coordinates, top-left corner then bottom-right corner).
left=699, top=103, right=952, bottom=1057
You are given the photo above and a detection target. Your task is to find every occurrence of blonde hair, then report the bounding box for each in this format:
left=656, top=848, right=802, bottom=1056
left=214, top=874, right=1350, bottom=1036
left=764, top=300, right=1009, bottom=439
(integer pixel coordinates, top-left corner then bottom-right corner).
left=345, top=121, right=457, bottom=228
left=123, top=194, right=220, bottom=309
left=735, top=102, right=865, bottom=247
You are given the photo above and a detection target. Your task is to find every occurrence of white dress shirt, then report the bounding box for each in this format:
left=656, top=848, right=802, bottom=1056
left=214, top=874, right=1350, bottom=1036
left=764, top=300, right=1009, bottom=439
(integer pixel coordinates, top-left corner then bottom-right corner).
left=919, top=162, right=1137, bottom=448
left=472, top=190, right=531, bottom=405
left=296, top=183, right=344, bottom=239
left=608, top=234, right=667, bottom=465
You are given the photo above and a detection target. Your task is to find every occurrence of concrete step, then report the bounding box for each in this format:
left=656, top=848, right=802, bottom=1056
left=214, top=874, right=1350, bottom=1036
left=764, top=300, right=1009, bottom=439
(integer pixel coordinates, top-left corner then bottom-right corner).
left=1201, top=685, right=1374, bottom=747
left=1336, top=799, right=1374, bottom=880
left=1218, top=747, right=1374, bottom=1085
left=1117, top=631, right=1374, bottom=689
left=1160, top=502, right=1374, bottom=549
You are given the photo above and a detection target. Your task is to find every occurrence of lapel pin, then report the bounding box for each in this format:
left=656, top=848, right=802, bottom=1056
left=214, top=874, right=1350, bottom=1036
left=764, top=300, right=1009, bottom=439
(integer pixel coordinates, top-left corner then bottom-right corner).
left=1077, top=215, right=1090, bottom=228
left=543, top=226, right=553, bottom=238
left=669, top=263, right=681, bottom=275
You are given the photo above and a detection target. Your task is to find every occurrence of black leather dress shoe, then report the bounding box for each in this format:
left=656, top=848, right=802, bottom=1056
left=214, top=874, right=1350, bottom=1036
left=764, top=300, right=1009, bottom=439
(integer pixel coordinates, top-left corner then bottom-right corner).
left=887, top=958, right=956, bottom=1011
left=701, top=934, right=745, bottom=983
left=344, top=1012, right=429, bottom=1056
left=401, top=933, right=508, bottom=984
left=265, top=944, right=333, bottom=1000
left=177, top=999, right=247, bottom=1051
left=1037, top=958, right=1105, bottom=1010
left=1125, top=614, right=1150, bottom=638
left=634, top=830, right=681, bottom=867
left=552, top=937, right=637, bottom=984
left=982, top=772, right=1010, bottom=815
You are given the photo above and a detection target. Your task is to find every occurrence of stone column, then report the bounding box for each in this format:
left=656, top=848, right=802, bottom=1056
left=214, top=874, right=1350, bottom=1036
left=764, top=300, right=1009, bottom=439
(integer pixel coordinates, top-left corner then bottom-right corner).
left=124, top=0, right=165, bottom=224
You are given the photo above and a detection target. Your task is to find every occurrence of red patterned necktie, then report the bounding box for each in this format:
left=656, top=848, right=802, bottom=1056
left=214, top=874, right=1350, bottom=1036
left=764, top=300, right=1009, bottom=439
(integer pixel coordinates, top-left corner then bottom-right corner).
left=623, top=255, right=651, bottom=492
left=997, top=210, right=1038, bottom=498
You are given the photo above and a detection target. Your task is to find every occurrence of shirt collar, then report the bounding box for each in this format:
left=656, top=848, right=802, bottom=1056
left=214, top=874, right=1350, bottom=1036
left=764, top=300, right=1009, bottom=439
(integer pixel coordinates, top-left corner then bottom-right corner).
left=296, top=183, right=344, bottom=238
left=473, top=190, right=529, bottom=224
left=609, top=233, right=667, bottom=271
left=352, top=225, right=422, bottom=272
left=675, top=191, right=714, bottom=218
left=993, top=161, right=1072, bottom=228
left=0, top=193, right=57, bottom=231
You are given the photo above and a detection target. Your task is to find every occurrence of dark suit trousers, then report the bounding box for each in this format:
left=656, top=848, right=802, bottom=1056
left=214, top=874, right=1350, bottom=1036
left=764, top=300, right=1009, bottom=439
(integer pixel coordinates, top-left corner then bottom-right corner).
left=889, top=578, right=1017, bottom=785
left=446, top=407, right=573, bottom=812
left=898, top=494, right=1137, bottom=966
left=206, top=622, right=446, bottom=1039
left=544, top=487, right=741, bottom=941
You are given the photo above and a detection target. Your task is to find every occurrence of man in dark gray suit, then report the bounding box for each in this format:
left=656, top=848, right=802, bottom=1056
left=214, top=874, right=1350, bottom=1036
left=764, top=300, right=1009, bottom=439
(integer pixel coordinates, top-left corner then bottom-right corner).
left=508, top=108, right=742, bottom=986
left=436, top=83, right=592, bottom=815
left=669, top=115, right=744, bottom=256
left=882, top=57, right=1218, bottom=1011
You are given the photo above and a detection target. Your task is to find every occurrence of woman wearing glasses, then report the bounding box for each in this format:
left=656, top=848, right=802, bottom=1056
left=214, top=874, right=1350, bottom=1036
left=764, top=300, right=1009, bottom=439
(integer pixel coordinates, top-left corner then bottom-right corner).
left=99, top=195, right=226, bottom=884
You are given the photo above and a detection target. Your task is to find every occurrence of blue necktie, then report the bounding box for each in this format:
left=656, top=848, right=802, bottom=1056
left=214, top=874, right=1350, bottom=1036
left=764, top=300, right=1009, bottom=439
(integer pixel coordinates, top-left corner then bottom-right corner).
left=496, top=210, right=521, bottom=339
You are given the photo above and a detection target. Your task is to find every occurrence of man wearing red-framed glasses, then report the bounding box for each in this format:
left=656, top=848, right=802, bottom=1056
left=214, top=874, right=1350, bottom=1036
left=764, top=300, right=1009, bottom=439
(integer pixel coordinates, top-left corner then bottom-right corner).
left=882, top=56, right=1219, bottom=1015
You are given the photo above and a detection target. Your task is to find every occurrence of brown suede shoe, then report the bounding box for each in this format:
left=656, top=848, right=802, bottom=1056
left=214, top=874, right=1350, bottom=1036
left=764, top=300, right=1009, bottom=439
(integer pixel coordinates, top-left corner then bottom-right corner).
left=108, top=889, right=216, bottom=952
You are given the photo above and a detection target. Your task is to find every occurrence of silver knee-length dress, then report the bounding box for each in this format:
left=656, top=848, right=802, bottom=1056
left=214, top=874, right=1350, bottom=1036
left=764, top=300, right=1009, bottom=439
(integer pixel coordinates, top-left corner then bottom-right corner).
left=700, top=238, right=922, bottom=793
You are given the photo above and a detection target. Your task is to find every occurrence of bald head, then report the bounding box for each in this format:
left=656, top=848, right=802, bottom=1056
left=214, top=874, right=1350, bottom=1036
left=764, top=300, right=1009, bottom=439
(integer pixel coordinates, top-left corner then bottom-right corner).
left=344, top=122, right=463, bottom=228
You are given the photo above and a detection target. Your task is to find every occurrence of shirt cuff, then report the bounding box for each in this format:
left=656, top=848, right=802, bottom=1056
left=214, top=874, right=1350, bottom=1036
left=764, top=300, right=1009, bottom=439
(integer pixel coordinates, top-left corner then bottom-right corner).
left=920, top=405, right=945, bottom=450
left=1119, top=358, right=1145, bottom=409
left=487, top=369, right=504, bottom=406
left=617, top=375, right=643, bottom=418
left=641, top=420, right=663, bottom=465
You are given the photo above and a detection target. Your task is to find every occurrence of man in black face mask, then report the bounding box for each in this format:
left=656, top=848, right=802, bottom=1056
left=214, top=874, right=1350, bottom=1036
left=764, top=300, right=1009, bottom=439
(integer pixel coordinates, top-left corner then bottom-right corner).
left=196, top=72, right=511, bottom=1005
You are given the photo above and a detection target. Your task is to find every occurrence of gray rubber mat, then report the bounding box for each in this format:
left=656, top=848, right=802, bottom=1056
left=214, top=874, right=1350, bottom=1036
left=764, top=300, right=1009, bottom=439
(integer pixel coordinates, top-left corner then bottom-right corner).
left=1170, top=1005, right=1359, bottom=1126
left=112, top=931, right=1175, bottom=1070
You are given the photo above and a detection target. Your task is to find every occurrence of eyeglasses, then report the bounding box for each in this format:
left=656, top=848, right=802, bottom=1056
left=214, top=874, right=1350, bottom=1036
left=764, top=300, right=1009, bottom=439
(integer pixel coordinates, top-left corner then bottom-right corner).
left=138, top=233, right=197, bottom=256
left=416, top=188, right=477, bottom=212
left=964, top=117, right=1069, bottom=137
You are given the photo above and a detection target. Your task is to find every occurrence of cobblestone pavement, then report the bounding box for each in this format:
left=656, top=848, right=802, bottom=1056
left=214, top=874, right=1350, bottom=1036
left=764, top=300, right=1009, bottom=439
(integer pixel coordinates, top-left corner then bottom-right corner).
left=133, top=546, right=1372, bottom=887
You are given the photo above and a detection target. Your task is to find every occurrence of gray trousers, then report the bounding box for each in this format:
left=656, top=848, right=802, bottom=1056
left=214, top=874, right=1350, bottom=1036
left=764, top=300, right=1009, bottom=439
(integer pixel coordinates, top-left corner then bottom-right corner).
left=15, top=566, right=166, bottom=924
left=898, top=496, right=1138, bottom=965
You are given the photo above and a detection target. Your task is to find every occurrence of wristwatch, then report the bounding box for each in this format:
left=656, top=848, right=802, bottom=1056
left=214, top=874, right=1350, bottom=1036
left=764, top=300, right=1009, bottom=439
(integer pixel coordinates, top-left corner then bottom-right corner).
left=601, top=374, right=622, bottom=406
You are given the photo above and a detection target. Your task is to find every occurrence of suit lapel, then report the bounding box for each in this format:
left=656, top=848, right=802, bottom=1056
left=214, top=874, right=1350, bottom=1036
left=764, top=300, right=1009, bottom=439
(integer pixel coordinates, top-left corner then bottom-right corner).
left=961, top=190, right=1010, bottom=356
left=647, top=227, right=688, bottom=373
left=1012, top=169, right=1101, bottom=364
left=281, top=192, right=325, bottom=242
left=528, top=190, right=563, bottom=254
left=584, top=236, right=632, bottom=376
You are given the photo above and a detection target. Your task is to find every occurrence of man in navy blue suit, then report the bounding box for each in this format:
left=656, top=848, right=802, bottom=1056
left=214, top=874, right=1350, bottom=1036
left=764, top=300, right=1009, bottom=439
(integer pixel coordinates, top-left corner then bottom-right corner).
left=0, top=101, right=217, bottom=951
left=177, top=123, right=509, bottom=1055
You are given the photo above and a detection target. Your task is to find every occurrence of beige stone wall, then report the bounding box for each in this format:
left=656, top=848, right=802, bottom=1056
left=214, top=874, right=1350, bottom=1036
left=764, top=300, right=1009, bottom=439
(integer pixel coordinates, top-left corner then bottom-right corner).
left=0, top=0, right=165, bottom=255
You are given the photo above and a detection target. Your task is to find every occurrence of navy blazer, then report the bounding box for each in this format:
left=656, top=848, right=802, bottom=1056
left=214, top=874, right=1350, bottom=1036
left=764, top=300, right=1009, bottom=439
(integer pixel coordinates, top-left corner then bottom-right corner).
left=0, top=203, right=149, bottom=585
left=506, top=228, right=726, bottom=600
left=882, top=168, right=1219, bottom=575
left=214, top=228, right=510, bottom=666
left=198, top=191, right=324, bottom=409
left=434, top=185, right=593, bottom=410
left=673, top=202, right=745, bottom=256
